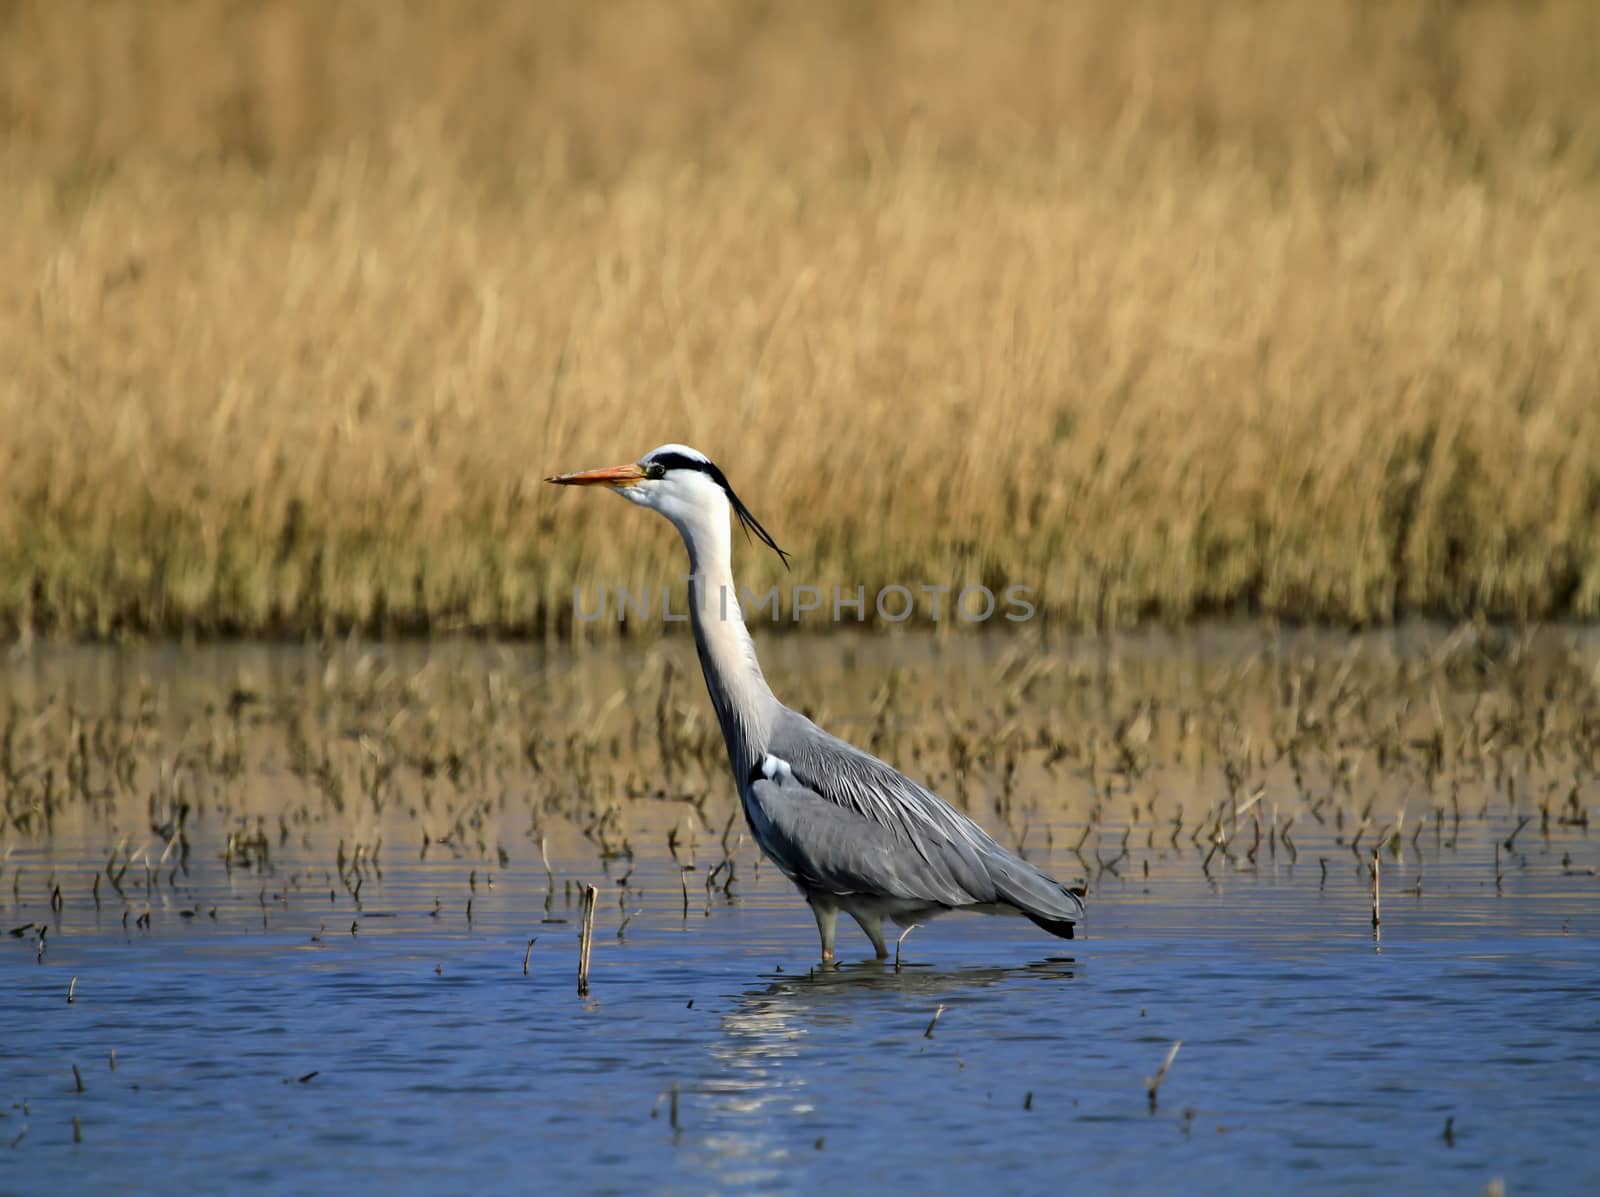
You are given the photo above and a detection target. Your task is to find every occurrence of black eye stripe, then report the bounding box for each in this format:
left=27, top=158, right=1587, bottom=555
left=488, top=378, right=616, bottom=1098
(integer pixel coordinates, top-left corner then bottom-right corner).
left=642, top=452, right=791, bottom=569
left=648, top=451, right=715, bottom=477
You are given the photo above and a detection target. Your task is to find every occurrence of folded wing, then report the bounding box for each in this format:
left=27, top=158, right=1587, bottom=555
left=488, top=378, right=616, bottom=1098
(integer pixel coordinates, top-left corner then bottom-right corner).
left=761, top=709, right=1084, bottom=926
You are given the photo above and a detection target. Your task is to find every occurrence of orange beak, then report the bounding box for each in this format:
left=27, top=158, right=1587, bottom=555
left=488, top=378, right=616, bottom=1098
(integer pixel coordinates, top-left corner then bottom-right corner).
left=544, top=463, right=647, bottom=488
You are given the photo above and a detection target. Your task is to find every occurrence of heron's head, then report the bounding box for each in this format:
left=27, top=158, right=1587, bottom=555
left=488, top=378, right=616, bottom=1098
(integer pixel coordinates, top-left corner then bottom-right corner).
left=545, top=443, right=789, bottom=566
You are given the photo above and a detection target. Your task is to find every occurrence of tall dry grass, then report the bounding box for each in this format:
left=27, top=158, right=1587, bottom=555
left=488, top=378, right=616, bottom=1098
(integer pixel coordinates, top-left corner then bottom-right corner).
left=2, top=1, right=1599, bottom=638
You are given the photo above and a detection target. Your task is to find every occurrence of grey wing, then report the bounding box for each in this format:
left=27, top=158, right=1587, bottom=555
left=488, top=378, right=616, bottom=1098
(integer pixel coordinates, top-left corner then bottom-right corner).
left=766, top=707, right=1085, bottom=924
left=746, top=776, right=977, bottom=905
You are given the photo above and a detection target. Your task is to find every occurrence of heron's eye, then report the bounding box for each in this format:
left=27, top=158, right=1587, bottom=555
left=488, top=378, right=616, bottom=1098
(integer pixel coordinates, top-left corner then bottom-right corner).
left=644, top=462, right=666, bottom=480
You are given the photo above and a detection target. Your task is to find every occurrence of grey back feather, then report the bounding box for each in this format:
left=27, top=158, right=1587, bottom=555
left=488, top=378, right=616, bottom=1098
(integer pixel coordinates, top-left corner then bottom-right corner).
left=759, top=707, right=1084, bottom=923
left=747, top=774, right=977, bottom=905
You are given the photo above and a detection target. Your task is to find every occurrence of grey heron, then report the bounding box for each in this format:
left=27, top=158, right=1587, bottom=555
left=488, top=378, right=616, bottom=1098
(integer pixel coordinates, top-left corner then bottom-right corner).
left=547, top=444, right=1085, bottom=963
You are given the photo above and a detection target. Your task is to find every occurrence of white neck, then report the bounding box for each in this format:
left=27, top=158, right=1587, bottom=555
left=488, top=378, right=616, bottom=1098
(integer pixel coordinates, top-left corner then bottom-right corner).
left=667, top=497, right=779, bottom=781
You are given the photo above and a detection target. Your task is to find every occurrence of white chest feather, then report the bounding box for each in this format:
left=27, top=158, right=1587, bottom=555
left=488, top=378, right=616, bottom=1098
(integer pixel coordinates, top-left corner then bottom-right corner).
left=760, top=753, right=795, bottom=785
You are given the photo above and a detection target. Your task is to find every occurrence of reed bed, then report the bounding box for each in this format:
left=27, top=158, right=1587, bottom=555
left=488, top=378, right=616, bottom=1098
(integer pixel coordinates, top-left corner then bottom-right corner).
left=2, top=2, right=1599, bottom=639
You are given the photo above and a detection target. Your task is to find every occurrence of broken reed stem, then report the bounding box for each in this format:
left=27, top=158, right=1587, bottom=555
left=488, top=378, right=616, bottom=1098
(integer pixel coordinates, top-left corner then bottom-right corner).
left=1146, top=1041, right=1181, bottom=1113
left=1371, top=848, right=1381, bottom=931
left=577, top=884, right=598, bottom=996
left=895, top=924, right=919, bottom=972
left=522, top=937, right=536, bottom=976
left=923, top=1004, right=945, bottom=1039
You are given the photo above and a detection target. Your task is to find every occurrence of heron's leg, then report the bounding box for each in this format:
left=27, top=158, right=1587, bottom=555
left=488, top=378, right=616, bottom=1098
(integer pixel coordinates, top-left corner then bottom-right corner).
left=808, top=898, right=838, bottom=966
left=848, top=910, right=889, bottom=960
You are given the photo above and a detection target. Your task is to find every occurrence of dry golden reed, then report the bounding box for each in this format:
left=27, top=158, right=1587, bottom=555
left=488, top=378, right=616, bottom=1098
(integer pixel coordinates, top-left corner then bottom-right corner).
left=1, top=1, right=1598, bottom=639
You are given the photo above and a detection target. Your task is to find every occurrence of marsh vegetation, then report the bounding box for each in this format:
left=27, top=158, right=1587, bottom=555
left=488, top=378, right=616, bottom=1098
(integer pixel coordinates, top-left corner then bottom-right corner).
left=3, top=1, right=1599, bottom=637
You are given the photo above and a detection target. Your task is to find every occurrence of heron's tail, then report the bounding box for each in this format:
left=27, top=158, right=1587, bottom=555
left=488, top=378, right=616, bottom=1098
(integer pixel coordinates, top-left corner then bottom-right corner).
left=1024, top=911, right=1078, bottom=940
left=983, top=849, right=1086, bottom=933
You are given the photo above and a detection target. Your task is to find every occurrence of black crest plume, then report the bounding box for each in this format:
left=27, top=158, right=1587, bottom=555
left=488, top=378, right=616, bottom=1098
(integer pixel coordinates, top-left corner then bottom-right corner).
left=649, top=450, right=791, bottom=568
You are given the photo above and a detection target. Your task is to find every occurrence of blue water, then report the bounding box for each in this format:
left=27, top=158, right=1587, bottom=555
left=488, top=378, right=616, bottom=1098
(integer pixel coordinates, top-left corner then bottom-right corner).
left=3, top=829, right=1596, bottom=1196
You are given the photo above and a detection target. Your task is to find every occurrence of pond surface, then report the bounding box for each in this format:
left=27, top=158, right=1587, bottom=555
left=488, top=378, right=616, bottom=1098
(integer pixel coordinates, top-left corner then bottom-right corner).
left=2, top=627, right=1598, bottom=1194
